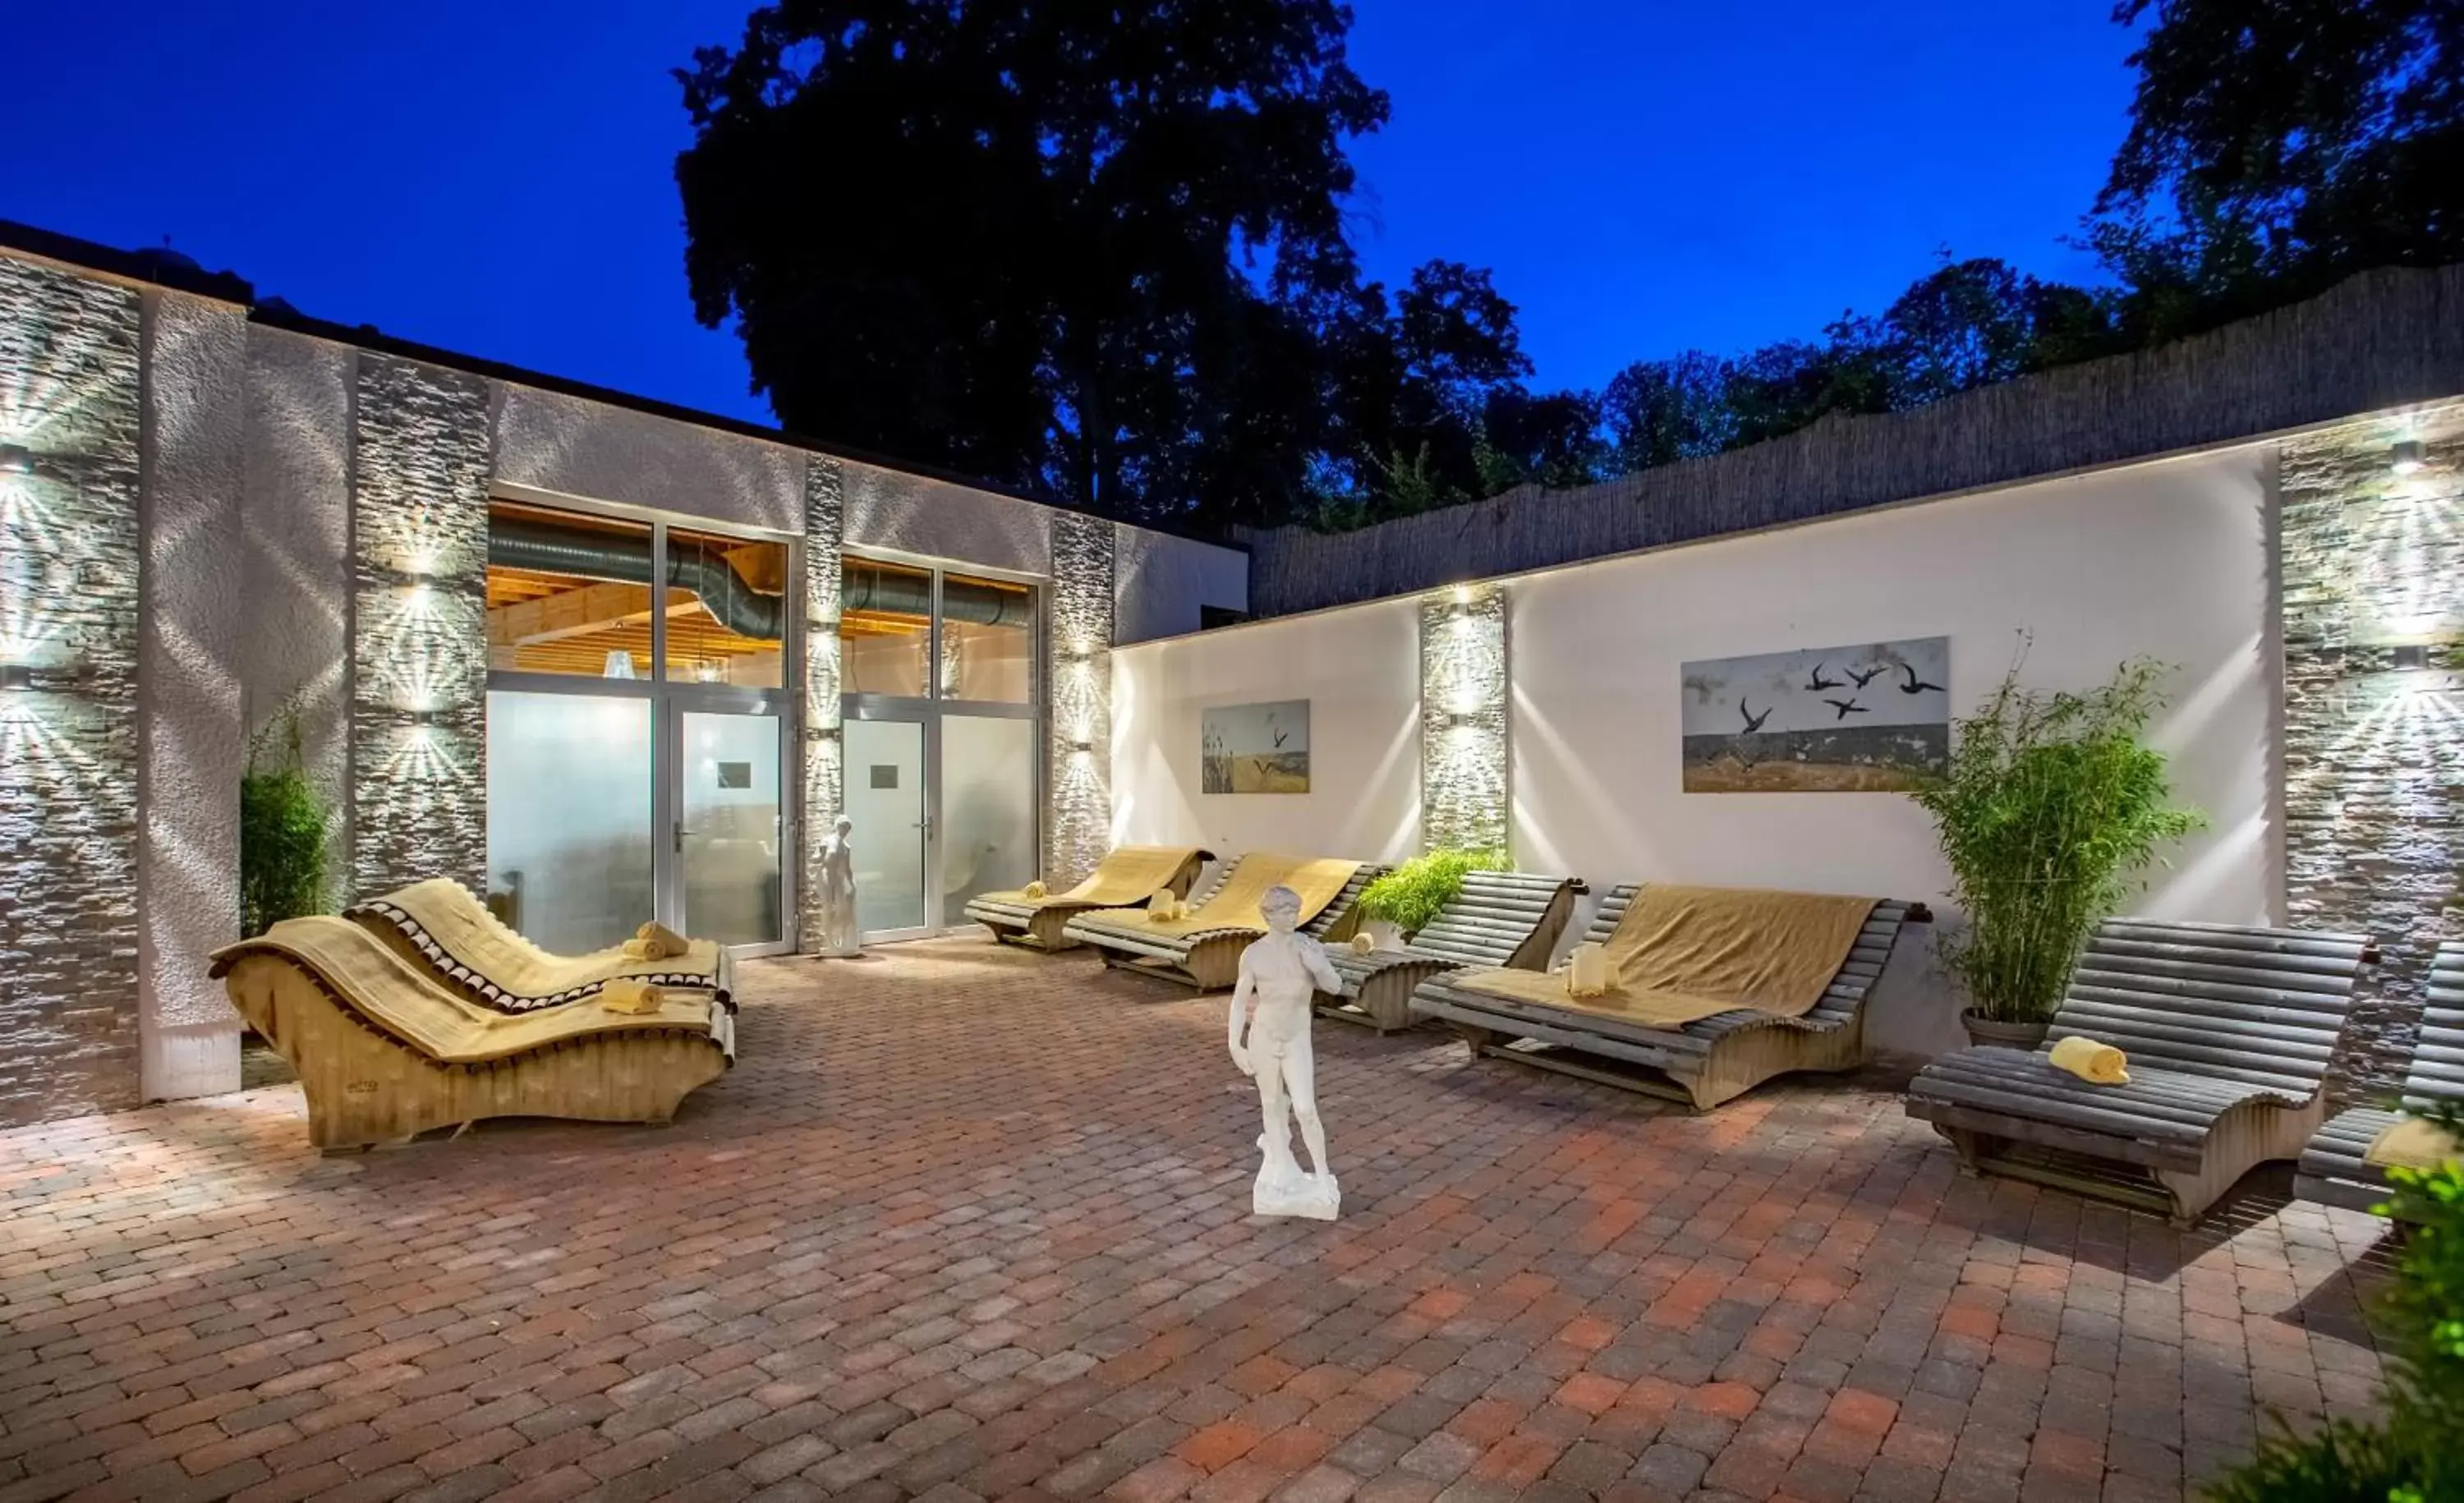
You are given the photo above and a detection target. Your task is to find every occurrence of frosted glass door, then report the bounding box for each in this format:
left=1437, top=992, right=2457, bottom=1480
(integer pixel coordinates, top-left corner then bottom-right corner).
left=844, top=717, right=927, bottom=936
left=486, top=691, right=655, bottom=954
left=941, top=715, right=1037, bottom=919
left=679, top=710, right=784, bottom=948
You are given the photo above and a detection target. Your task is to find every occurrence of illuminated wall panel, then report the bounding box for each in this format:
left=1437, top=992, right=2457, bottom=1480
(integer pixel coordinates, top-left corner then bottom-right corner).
left=1419, top=583, right=1509, bottom=853
left=348, top=354, right=491, bottom=896
left=2281, top=403, right=2464, bottom=1098
left=798, top=455, right=844, bottom=953
left=1045, top=510, right=1114, bottom=885
left=0, top=257, right=145, bottom=1126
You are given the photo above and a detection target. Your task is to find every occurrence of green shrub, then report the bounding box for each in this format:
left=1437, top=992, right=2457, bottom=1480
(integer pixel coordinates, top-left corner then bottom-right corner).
left=2206, top=1105, right=2464, bottom=1502
left=241, top=710, right=330, bottom=937
left=1910, top=653, right=2203, bottom=1025
left=1355, top=849, right=1508, bottom=937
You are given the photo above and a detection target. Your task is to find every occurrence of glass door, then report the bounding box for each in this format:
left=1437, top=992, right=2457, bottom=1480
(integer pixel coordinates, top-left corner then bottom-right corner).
left=674, top=707, right=787, bottom=949
left=844, top=716, right=931, bottom=939
left=840, top=554, right=1041, bottom=940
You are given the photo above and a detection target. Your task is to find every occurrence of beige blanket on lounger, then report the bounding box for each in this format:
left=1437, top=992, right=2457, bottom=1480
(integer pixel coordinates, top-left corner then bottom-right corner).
left=1078, top=853, right=1360, bottom=940
left=365, top=878, right=725, bottom=997
left=975, top=846, right=1201, bottom=912
left=212, top=917, right=721, bottom=1064
left=1455, top=884, right=1878, bottom=1029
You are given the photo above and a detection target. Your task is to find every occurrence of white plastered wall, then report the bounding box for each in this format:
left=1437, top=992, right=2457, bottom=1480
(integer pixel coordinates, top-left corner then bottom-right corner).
left=1111, top=594, right=1423, bottom=863
left=1110, top=448, right=2279, bottom=1059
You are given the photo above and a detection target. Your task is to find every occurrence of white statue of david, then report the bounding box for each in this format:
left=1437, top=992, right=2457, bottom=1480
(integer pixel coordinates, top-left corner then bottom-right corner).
left=816, top=816, right=862, bottom=958
left=1227, top=884, right=1342, bottom=1220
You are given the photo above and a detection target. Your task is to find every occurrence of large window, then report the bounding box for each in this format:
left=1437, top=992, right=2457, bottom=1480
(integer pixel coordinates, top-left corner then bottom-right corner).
left=484, top=499, right=793, bottom=955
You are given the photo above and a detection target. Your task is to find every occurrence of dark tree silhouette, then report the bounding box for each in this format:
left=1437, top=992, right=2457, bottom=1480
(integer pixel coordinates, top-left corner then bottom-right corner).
left=676, top=0, right=1390, bottom=525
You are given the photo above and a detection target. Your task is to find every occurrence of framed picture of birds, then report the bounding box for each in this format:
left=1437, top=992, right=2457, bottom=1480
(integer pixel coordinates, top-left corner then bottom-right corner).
left=1678, top=637, right=1951, bottom=793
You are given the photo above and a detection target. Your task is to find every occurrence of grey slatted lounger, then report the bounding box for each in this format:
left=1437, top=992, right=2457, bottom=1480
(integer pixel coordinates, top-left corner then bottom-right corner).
left=1410, top=884, right=1926, bottom=1110
left=2296, top=939, right=2464, bottom=1216
left=1907, top=917, right=2374, bottom=1226
left=1316, top=871, right=1587, bottom=1034
left=963, top=847, right=1214, bottom=951
left=1061, top=859, right=1386, bottom=991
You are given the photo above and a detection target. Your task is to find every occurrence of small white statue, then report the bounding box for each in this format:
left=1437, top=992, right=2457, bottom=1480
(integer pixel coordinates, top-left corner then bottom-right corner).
left=816, top=816, right=862, bottom=958
left=1227, top=885, right=1343, bottom=1220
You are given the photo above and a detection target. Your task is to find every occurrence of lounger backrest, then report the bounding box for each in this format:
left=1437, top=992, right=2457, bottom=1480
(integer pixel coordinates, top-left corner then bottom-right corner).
left=2049, top=917, right=2373, bottom=1097
left=1572, top=884, right=1915, bottom=1027
left=2402, top=940, right=2464, bottom=1110
left=1300, top=865, right=1386, bottom=938
left=1406, top=871, right=1581, bottom=968
left=1183, top=855, right=1242, bottom=909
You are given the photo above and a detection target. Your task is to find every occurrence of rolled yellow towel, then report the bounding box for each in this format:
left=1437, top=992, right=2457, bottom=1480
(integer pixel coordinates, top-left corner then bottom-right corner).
left=2364, top=1116, right=2462, bottom=1171
left=1024, top=880, right=1049, bottom=900
left=1148, top=891, right=1180, bottom=922
left=630, top=922, right=690, bottom=960
left=1349, top=932, right=1377, bottom=955
left=600, top=979, right=666, bottom=1015
left=2048, top=1035, right=2129, bottom=1085
left=1565, top=942, right=1611, bottom=999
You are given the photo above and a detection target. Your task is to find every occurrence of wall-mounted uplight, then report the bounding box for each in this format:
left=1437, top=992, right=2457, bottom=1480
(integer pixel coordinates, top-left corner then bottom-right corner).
left=1, top=663, right=32, bottom=692
left=411, top=709, right=436, bottom=727
left=0, top=444, right=32, bottom=476
left=2392, top=439, right=2427, bottom=476
left=1067, top=738, right=1095, bottom=754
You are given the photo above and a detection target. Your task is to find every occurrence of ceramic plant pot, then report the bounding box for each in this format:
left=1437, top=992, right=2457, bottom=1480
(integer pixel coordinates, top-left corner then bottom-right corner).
left=1961, top=1010, right=2050, bottom=1051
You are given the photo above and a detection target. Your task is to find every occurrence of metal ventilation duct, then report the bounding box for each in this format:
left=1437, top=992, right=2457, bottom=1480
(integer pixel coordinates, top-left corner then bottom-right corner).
left=486, top=518, right=1034, bottom=641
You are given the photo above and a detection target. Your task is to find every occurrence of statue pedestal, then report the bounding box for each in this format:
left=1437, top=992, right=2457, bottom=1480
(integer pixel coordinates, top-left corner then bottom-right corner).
left=1253, top=1160, right=1340, bottom=1220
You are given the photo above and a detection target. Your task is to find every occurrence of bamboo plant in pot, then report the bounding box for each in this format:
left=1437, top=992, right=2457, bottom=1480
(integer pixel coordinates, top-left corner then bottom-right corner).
left=1354, top=849, right=1508, bottom=948
left=1910, top=655, right=2202, bottom=1050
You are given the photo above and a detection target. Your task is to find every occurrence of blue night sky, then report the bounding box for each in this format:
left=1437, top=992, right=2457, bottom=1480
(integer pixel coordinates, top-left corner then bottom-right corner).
left=4, top=1, right=2140, bottom=432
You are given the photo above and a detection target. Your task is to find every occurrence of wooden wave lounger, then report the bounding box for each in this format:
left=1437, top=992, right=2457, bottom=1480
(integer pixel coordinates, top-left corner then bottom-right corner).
left=1061, top=854, right=1384, bottom=991
left=1907, top=918, right=2374, bottom=1226
left=1410, top=884, right=1926, bottom=1110
left=1316, top=871, right=1585, bottom=1034
left=963, top=846, right=1214, bottom=951
left=213, top=917, right=736, bottom=1151
left=347, top=878, right=734, bottom=1012
left=2296, top=939, right=2463, bottom=1216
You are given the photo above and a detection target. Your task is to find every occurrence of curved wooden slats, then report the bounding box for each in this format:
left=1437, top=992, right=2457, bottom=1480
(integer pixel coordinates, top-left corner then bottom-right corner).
left=1316, top=872, right=1584, bottom=1032
left=2296, top=940, right=2464, bottom=1218
left=1907, top=916, right=2375, bottom=1225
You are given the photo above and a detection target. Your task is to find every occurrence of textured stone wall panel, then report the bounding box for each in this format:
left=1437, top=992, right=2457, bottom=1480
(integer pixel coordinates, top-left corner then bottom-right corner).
left=349, top=355, right=490, bottom=898
left=0, top=258, right=145, bottom=1126
left=797, top=457, right=844, bottom=953
left=1419, top=586, right=1509, bottom=853
left=2279, top=402, right=2464, bottom=1100
left=1044, top=513, right=1115, bottom=885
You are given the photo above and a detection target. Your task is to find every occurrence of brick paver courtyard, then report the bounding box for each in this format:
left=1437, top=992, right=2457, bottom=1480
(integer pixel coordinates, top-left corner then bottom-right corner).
left=0, top=938, right=2398, bottom=1502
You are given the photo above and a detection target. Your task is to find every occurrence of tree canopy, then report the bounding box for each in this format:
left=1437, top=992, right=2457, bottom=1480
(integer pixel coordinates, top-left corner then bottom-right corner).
left=677, top=0, right=2462, bottom=534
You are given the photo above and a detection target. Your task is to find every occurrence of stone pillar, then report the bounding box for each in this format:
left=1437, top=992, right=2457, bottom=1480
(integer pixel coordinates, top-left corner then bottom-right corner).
left=798, top=456, right=845, bottom=953
left=0, top=258, right=145, bottom=1126
left=1043, top=511, right=1115, bottom=885
left=1419, top=582, right=1509, bottom=854
left=2279, top=404, right=2464, bottom=1098
left=349, top=354, right=491, bottom=898
left=137, top=290, right=251, bottom=1101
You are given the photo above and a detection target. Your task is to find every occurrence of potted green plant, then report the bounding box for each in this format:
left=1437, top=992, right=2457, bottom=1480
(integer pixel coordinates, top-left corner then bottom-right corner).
left=241, top=709, right=332, bottom=937
left=1910, top=655, right=2202, bottom=1050
left=1354, top=849, right=1507, bottom=948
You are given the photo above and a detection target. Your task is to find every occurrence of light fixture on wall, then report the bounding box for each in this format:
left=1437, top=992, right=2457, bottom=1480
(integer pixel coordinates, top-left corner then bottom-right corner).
left=1, top=663, right=31, bottom=692
left=2391, top=439, right=2426, bottom=476
left=0, top=444, right=32, bottom=476
left=1069, top=738, right=1095, bottom=754
left=411, top=708, right=436, bottom=727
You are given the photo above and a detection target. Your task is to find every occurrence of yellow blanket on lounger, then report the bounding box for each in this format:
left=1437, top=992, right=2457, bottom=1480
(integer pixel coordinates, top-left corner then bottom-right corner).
left=1455, top=884, right=1878, bottom=1030
left=2365, top=1115, right=2463, bottom=1172
left=2048, top=1035, right=2129, bottom=1084
left=368, top=879, right=724, bottom=996
left=1078, top=853, right=1360, bottom=940
left=974, top=846, right=1202, bottom=912
left=211, top=918, right=721, bottom=1064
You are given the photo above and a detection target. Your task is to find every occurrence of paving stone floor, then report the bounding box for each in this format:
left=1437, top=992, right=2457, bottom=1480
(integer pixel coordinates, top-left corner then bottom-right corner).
left=0, top=937, right=2401, bottom=1502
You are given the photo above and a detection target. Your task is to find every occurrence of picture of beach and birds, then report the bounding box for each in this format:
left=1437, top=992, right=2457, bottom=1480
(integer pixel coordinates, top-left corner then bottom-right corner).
left=1201, top=700, right=1311, bottom=793
left=1680, top=637, right=1951, bottom=792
